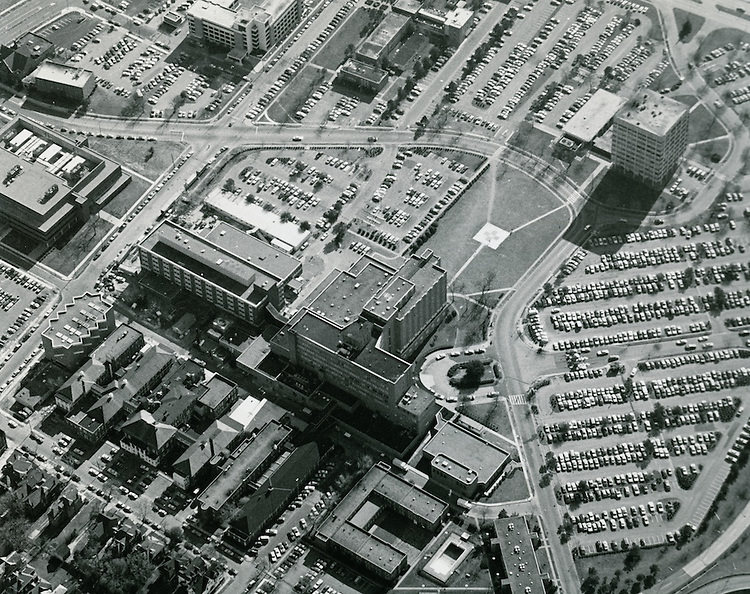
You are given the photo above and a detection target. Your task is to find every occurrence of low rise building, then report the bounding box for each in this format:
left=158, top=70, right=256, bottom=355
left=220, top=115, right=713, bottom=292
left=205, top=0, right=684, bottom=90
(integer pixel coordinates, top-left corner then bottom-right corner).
left=422, top=415, right=510, bottom=498
left=226, top=442, right=319, bottom=547
left=41, top=292, right=115, bottom=369
left=0, top=33, right=54, bottom=85
left=356, top=12, right=411, bottom=66
left=315, top=462, right=448, bottom=582
left=336, top=59, right=389, bottom=92
left=120, top=410, right=179, bottom=466
left=492, top=517, right=547, bottom=594
left=0, top=117, right=130, bottom=244
left=24, top=60, right=95, bottom=103
left=172, top=418, right=240, bottom=490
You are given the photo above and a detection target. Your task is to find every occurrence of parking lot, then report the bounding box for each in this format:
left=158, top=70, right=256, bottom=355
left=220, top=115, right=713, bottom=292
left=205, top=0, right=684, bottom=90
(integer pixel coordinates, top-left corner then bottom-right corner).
left=436, top=0, right=660, bottom=139
left=0, top=262, right=52, bottom=370
left=524, top=193, right=750, bottom=555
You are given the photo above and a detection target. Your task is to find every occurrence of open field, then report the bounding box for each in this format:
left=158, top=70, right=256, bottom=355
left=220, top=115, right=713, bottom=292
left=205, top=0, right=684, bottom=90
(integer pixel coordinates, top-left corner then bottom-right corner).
left=102, top=176, right=151, bottom=218
left=460, top=400, right=514, bottom=440
left=484, top=466, right=530, bottom=504
left=41, top=217, right=113, bottom=276
left=86, top=138, right=186, bottom=180
left=688, top=104, right=727, bottom=144
left=674, top=8, right=705, bottom=44
left=311, top=7, right=373, bottom=71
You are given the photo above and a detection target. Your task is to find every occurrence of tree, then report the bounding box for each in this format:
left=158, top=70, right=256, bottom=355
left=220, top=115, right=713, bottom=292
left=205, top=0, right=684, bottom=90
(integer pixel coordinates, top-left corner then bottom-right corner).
left=679, top=20, right=693, bottom=42
left=165, top=526, right=184, bottom=546
left=222, top=178, right=236, bottom=193
left=299, top=220, right=311, bottom=232
left=623, top=546, right=641, bottom=571
left=0, top=494, right=30, bottom=556
left=280, top=211, right=293, bottom=223
left=332, top=221, right=347, bottom=247
left=462, top=359, right=485, bottom=387
left=120, top=94, right=145, bottom=118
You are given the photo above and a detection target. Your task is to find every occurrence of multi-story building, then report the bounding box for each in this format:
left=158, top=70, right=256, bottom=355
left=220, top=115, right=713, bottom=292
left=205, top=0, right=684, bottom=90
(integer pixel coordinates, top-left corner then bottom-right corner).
left=262, top=249, right=447, bottom=429
left=611, top=90, right=689, bottom=189
left=0, top=117, right=130, bottom=244
left=41, top=292, right=115, bottom=369
left=0, top=33, right=54, bottom=85
left=315, top=462, right=448, bottom=582
left=187, top=0, right=302, bottom=61
left=138, top=220, right=302, bottom=327
left=120, top=410, right=179, bottom=466
left=24, top=60, right=96, bottom=104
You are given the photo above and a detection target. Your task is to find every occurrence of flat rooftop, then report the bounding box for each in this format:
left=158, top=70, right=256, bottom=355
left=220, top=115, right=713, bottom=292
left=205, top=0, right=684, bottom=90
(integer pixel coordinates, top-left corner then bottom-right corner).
left=42, top=292, right=111, bottom=349
left=198, top=419, right=291, bottom=511
left=0, top=147, right=73, bottom=216
left=423, top=419, right=509, bottom=485
left=289, top=311, right=410, bottom=382
left=32, top=61, right=94, bottom=89
left=187, top=0, right=236, bottom=27
left=615, top=89, right=688, bottom=136
left=494, top=518, right=546, bottom=594
left=204, top=221, right=301, bottom=284
left=92, top=324, right=142, bottom=364
left=316, top=464, right=447, bottom=574
left=142, top=220, right=284, bottom=301
left=357, top=11, right=410, bottom=61
left=340, top=59, right=388, bottom=85
left=563, top=89, right=625, bottom=143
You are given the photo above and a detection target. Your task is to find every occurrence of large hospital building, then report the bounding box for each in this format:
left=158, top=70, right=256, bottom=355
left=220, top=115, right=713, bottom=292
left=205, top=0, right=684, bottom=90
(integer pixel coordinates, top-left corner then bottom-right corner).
left=187, top=0, right=302, bottom=60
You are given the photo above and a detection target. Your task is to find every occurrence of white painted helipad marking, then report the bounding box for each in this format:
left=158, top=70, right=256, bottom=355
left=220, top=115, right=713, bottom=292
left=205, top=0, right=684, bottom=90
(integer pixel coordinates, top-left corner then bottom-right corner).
left=473, top=222, right=510, bottom=250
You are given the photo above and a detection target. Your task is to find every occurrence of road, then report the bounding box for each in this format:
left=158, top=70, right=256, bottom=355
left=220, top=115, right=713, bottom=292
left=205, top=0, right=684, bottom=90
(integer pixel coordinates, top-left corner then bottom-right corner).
left=0, top=0, right=748, bottom=591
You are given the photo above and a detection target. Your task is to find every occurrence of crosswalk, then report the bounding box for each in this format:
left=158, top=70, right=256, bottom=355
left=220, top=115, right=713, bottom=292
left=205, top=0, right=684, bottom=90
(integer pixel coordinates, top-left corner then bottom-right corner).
left=509, top=393, right=527, bottom=405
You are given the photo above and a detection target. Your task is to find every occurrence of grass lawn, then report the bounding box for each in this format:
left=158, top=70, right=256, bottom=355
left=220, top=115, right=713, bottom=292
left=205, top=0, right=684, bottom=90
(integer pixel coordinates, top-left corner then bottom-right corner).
left=86, top=138, right=187, bottom=181
left=698, top=28, right=750, bottom=60
left=86, top=86, right=128, bottom=117
left=312, top=7, right=373, bottom=70
left=650, top=64, right=681, bottom=91
left=459, top=400, right=514, bottom=440
left=491, top=166, right=563, bottom=231
left=509, top=124, right=556, bottom=161
left=483, top=466, right=530, bottom=504
left=674, top=8, right=705, bottom=44
left=566, top=157, right=601, bottom=189
left=688, top=103, right=727, bottom=143
left=686, top=527, right=750, bottom=591
left=266, top=65, right=329, bottom=123
left=420, top=171, right=492, bottom=283
left=41, top=216, right=113, bottom=276
left=453, top=296, right=491, bottom=347
left=102, top=176, right=151, bottom=218
left=691, top=137, right=730, bottom=166
left=458, top=207, right=570, bottom=291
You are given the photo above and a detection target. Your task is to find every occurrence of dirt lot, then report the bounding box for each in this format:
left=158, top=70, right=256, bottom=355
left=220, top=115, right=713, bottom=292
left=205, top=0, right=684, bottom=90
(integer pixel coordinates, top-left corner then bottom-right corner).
left=86, top=137, right=187, bottom=180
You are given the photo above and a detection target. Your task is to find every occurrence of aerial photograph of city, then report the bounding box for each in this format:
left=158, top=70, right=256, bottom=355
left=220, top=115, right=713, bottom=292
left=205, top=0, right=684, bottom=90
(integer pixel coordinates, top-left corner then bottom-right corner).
left=0, top=0, right=748, bottom=592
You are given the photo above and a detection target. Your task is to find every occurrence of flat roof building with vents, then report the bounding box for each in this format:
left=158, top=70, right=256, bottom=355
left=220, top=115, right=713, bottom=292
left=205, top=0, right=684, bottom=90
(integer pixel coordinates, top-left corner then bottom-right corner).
left=0, top=117, right=130, bottom=244
left=41, top=292, right=115, bottom=369
left=422, top=416, right=510, bottom=498
left=492, top=517, right=547, bottom=594
left=315, top=462, right=448, bottom=582
left=562, top=89, right=626, bottom=144
left=24, top=60, right=96, bottom=103
left=612, top=90, right=689, bottom=189
left=138, top=220, right=302, bottom=327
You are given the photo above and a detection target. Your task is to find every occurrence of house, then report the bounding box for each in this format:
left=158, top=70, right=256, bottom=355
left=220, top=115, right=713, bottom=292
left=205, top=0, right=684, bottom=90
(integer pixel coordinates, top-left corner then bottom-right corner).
left=120, top=410, right=178, bottom=466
